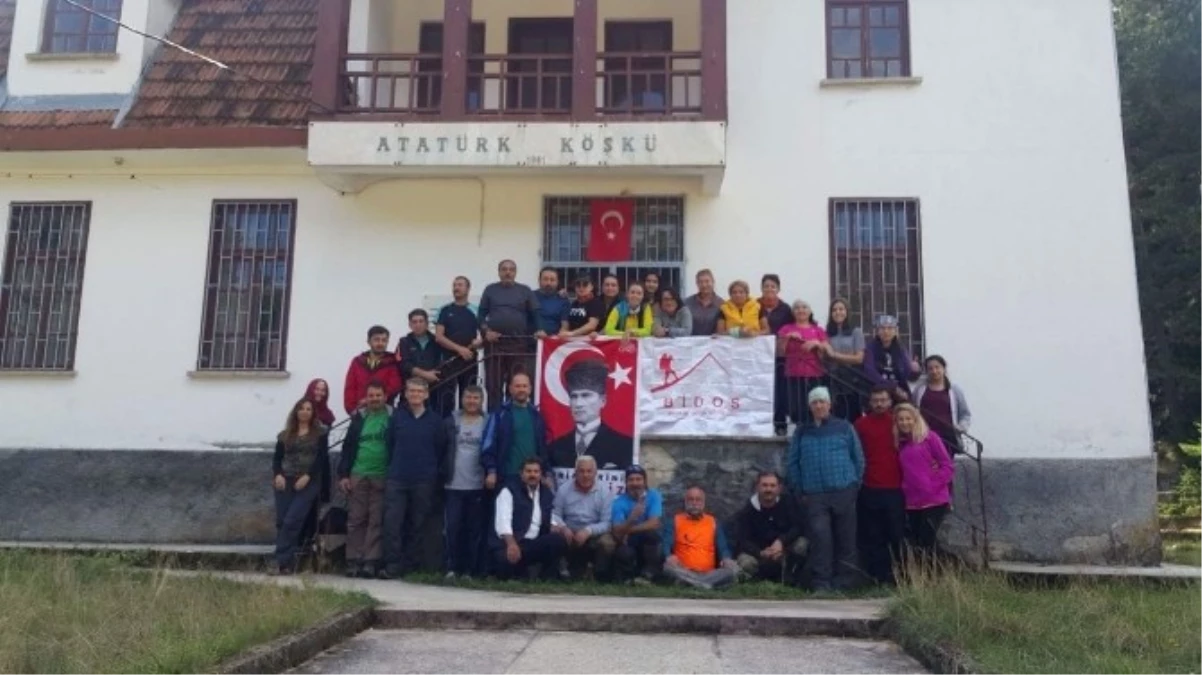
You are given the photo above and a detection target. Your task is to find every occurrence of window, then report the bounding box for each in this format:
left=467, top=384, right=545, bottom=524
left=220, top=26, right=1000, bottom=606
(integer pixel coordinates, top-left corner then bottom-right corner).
left=42, top=0, right=121, bottom=54
left=0, top=202, right=91, bottom=371
left=197, top=201, right=296, bottom=371
left=417, top=22, right=486, bottom=111
left=542, top=196, right=684, bottom=293
left=829, top=198, right=925, bottom=357
left=604, top=21, right=673, bottom=112
left=826, top=0, right=910, bottom=79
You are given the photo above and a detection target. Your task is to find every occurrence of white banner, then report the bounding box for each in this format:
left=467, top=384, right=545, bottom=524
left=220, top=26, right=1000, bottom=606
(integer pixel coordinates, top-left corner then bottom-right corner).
left=637, top=336, right=776, bottom=438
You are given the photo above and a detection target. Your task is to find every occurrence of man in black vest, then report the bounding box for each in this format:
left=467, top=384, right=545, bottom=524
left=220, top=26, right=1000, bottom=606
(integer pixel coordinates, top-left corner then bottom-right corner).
left=491, top=457, right=566, bottom=580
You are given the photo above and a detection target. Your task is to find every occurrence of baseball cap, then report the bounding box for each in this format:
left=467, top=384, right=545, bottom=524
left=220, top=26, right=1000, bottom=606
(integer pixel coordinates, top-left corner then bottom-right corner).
left=625, top=464, right=647, bottom=478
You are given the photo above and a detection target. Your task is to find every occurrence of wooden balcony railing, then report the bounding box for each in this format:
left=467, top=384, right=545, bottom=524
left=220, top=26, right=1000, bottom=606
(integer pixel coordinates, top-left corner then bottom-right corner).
left=335, top=51, right=707, bottom=118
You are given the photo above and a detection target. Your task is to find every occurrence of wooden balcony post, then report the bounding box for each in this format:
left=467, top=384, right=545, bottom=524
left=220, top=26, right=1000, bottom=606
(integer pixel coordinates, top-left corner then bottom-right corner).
left=442, top=0, right=472, bottom=118
left=700, top=0, right=727, bottom=120
left=572, top=0, right=598, bottom=119
left=310, top=0, right=351, bottom=115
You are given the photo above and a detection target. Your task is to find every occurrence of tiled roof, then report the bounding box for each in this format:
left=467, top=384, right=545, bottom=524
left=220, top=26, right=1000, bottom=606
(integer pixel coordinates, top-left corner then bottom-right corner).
left=122, top=0, right=318, bottom=129
left=0, top=0, right=15, bottom=81
left=0, top=110, right=118, bottom=129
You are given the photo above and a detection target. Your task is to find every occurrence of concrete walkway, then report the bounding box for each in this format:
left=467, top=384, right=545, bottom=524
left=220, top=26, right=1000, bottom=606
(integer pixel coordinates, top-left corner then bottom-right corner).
left=290, top=629, right=926, bottom=674
left=992, top=561, right=1200, bottom=579
left=179, top=570, right=887, bottom=637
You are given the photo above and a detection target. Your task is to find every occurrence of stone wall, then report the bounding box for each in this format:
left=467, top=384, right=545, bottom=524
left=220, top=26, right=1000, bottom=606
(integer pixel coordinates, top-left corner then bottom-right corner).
left=0, top=445, right=1162, bottom=565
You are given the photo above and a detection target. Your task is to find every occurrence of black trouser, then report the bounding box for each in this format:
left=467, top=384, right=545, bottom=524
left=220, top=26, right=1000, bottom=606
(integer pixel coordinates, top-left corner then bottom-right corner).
left=564, top=533, right=617, bottom=581
left=444, top=488, right=487, bottom=576
left=772, top=359, right=788, bottom=433
left=906, top=505, right=949, bottom=557
left=484, top=337, right=535, bottom=411
left=857, top=487, right=906, bottom=584
left=274, top=477, right=320, bottom=568
left=615, top=532, right=664, bottom=580
left=383, top=480, right=437, bottom=575
left=492, top=533, right=568, bottom=580
left=801, top=484, right=859, bottom=590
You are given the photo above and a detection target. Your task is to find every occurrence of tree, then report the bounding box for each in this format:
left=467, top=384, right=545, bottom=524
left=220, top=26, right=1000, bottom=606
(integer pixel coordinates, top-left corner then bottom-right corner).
left=1115, top=0, right=1201, bottom=445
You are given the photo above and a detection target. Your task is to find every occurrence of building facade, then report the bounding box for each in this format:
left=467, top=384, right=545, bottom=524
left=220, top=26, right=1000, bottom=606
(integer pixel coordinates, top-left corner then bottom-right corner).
left=0, top=0, right=1159, bottom=563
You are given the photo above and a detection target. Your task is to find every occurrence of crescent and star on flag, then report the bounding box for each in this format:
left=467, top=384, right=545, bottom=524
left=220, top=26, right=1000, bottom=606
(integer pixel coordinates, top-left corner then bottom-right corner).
left=542, top=341, right=633, bottom=406
left=599, top=209, right=626, bottom=242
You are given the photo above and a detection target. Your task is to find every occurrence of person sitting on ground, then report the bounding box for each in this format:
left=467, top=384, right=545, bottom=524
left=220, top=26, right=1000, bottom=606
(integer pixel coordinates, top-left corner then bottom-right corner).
left=652, top=287, right=693, bottom=338
left=442, top=385, right=489, bottom=580
left=481, top=371, right=553, bottom=489
left=894, top=403, right=955, bottom=561
left=734, top=471, right=808, bottom=584
left=338, top=381, right=392, bottom=579
left=492, top=457, right=568, bottom=580
left=854, top=385, right=906, bottom=585
left=551, top=456, right=616, bottom=580
left=786, top=386, right=864, bottom=592
left=863, top=315, right=920, bottom=401
left=381, top=378, right=449, bottom=579
left=662, top=485, right=740, bottom=590
left=603, top=282, right=654, bottom=338
left=611, top=465, right=664, bottom=584
left=717, top=280, right=766, bottom=337
left=343, top=325, right=403, bottom=415
left=271, top=398, right=330, bottom=575
left=397, top=309, right=446, bottom=415
left=559, top=275, right=607, bottom=338
left=911, top=355, right=972, bottom=456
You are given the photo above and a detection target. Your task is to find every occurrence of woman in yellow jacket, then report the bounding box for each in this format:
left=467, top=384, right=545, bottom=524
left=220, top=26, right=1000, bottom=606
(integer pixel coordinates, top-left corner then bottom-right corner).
left=716, top=279, right=768, bottom=337
left=603, top=282, right=655, bottom=338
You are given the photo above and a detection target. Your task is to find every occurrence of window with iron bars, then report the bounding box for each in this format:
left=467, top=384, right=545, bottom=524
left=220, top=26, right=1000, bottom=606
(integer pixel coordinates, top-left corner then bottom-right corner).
left=541, top=196, right=685, bottom=295
left=829, top=198, right=925, bottom=358
left=0, top=202, right=92, bottom=371
left=197, top=201, right=296, bottom=371
left=42, top=0, right=121, bottom=54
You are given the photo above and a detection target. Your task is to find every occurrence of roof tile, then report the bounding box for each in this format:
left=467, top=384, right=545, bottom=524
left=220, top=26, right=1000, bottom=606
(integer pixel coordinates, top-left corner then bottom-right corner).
left=122, top=0, right=318, bottom=129
left=0, top=110, right=118, bottom=129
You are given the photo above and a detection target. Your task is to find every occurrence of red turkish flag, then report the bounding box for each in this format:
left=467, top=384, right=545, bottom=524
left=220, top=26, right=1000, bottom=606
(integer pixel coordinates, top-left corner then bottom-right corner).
left=537, top=337, right=639, bottom=489
left=586, top=199, right=634, bottom=262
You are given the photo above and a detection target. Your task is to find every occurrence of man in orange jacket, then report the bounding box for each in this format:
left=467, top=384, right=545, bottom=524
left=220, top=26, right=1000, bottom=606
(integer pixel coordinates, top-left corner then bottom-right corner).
left=662, top=485, right=739, bottom=590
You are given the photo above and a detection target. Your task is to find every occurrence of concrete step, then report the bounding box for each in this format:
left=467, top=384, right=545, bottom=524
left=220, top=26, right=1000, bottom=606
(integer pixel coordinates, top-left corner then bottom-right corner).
left=0, top=540, right=272, bottom=569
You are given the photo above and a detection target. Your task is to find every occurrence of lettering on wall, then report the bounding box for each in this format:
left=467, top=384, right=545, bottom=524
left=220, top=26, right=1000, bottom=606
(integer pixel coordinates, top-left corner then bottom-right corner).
left=374, top=132, right=659, bottom=166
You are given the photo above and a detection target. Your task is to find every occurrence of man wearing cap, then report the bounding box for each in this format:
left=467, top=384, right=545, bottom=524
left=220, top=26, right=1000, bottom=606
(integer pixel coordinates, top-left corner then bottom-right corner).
left=551, top=456, right=616, bottom=580
left=547, top=358, right=634, bottom=472
left=785, top=386, right=864, bottom=591
left=611, top=465, right=664, bottom=583
left=560, top=276, right=607, bottom=337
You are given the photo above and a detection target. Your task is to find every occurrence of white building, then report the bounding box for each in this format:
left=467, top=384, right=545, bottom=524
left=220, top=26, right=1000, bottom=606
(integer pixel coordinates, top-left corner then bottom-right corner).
left=0, top=0, right=1159, bottom=563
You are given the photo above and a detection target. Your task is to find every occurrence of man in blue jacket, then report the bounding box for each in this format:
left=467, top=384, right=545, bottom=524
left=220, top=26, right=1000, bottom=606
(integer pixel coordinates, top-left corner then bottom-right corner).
left=785, top=386, right=864, bottom=591
left=381, top=378, right=448, bottom=579
left=481, top=372, right=553, bottom=491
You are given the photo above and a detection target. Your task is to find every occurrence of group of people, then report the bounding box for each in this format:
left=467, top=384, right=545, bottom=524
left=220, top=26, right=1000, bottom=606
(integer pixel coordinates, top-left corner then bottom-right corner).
left=268, top=261, right=974, bottom=591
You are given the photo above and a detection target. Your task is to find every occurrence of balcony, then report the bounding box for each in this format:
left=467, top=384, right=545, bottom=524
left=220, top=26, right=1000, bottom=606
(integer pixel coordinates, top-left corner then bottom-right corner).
left=307, top=0, right=727, bottom=194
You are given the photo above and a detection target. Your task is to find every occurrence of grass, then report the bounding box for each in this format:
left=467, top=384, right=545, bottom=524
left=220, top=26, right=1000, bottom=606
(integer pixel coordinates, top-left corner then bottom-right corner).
left=1163, top=536, right=1201, bottom=566
left=888, top=560, right=1202, bottom=674
left=405, top=571, right=891, bottom=600
left=0, top=551, right=373, bottom=674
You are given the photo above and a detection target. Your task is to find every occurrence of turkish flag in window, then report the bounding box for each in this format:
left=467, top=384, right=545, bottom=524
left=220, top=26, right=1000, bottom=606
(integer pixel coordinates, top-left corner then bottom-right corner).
left=586, top=199, right=634, bottom=262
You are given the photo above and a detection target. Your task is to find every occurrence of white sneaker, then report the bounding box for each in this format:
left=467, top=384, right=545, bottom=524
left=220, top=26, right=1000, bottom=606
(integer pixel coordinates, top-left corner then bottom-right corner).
left=444, top=571, right=457, bottom=581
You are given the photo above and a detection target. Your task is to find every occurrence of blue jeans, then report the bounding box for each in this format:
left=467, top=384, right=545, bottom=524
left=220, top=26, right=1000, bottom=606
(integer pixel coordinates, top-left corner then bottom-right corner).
left=444, top=489, right=487, bottom=576
left=274, top=477, right=319, bottom=568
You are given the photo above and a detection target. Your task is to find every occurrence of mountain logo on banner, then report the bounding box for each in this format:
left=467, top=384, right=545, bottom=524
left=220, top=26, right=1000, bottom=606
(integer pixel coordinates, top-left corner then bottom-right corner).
left=651, top=352, right=731, bottom=393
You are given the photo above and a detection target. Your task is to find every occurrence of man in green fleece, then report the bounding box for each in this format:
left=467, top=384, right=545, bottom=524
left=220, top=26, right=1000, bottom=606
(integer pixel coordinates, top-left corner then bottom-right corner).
left=338, top=381, right=392, bottom=578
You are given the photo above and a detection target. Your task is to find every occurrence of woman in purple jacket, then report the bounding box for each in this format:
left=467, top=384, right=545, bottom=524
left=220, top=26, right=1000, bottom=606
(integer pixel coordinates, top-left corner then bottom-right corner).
left=863, top=314, right=920, bottom=401
left=893, top=403, right=955, bottom=559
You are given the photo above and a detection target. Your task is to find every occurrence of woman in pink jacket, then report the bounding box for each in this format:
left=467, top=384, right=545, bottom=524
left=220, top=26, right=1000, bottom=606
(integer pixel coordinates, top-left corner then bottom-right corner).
left=893, top=403, right=955, bottom=558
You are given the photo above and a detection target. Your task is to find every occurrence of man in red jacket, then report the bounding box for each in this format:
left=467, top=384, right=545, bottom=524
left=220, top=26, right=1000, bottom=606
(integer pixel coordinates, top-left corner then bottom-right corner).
left=344, top=325, right=403, bottom=415
left=854, top=385, right=905, bottom=585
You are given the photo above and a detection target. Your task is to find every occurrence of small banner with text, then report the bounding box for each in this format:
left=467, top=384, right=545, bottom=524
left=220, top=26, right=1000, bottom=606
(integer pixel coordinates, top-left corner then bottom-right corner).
left=636, top=336, right=776, bottom=438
